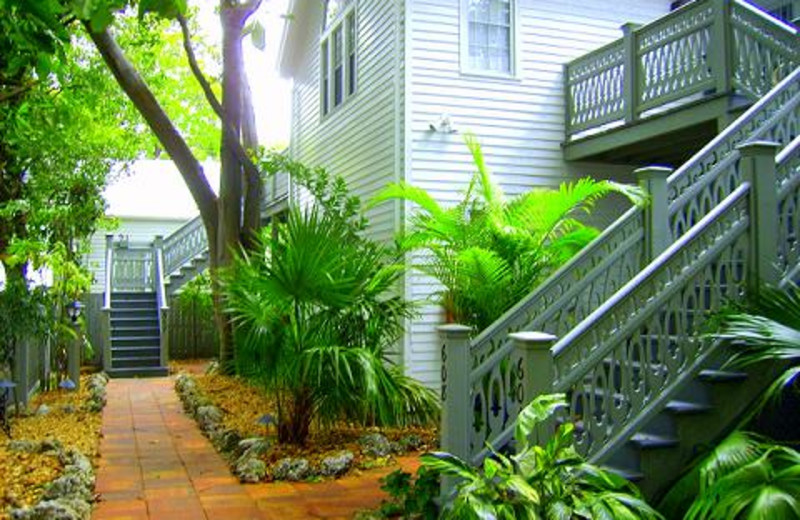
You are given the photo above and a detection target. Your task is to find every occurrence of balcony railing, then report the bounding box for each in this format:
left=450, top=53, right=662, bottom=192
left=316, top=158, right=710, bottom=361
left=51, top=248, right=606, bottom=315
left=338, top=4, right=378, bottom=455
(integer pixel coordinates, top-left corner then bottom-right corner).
left=565, top=0, right=798, bottom=140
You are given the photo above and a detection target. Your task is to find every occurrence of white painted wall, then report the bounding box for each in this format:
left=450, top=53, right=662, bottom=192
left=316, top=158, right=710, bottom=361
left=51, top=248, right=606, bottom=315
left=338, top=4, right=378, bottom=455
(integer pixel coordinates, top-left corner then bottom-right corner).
left=401, top=0, right=673, bottom=387
left=288, top=0, right=405, bottom=245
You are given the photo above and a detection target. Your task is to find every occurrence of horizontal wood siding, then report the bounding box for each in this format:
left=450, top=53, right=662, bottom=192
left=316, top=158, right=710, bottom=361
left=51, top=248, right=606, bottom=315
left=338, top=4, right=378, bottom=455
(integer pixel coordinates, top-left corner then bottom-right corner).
left=289, top=0, right=402, bottom=245
left=86, top=217, right=190, bottom=293
left=403, top=0, right=671, bottom=387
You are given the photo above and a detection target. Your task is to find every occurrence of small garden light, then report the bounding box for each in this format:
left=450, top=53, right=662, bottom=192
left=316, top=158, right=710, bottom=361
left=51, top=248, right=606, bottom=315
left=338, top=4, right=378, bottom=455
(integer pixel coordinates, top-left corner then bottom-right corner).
left=257, top=413, right=275, bottom=437
left=59, top=379, right=77, bottom=392
left=66, top=300, right=83, bottom=324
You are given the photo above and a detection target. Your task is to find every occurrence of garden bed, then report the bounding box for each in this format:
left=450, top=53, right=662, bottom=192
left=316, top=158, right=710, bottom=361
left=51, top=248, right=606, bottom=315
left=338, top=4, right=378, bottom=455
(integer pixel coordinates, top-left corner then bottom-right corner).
left=174, top=369, right=437, bottom=484
left=0, top=373, right=107, bottom=520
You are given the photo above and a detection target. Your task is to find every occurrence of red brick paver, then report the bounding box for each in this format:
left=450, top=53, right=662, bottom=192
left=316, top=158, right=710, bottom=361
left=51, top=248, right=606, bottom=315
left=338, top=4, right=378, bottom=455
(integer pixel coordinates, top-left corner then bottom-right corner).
left=92, top=378, right=420, bottom=520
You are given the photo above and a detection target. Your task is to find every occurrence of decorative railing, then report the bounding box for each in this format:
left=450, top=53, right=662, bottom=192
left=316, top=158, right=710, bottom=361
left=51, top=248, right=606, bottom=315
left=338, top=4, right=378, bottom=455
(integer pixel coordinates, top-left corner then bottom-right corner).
left=565, top=0, right=799, bottom=139
left=777, top=136, right=800, bottom=281
left=667, top=67, right=800, bottom=238
left=111, top=248, right=155, bottom=293
left=443, top=56, right=799, bottom=463
left=162, top=216, right=207, bottom=277
left=555, top=184, right=751, bottom=460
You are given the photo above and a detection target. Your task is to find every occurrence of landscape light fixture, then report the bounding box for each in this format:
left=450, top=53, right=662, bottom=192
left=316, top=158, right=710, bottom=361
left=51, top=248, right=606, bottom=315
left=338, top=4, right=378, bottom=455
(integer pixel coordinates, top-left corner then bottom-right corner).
left=66, top=300, right=83, bottom=324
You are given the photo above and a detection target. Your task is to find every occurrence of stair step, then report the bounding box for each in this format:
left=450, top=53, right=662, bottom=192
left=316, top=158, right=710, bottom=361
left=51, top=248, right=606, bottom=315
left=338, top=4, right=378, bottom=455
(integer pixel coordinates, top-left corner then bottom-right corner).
left=107, top=366, right=168, bottom=379
left=111, top=337, right=160, bottom=348
left=630, top=433, right=679, bottom=449
left=111, top=346, right=161, bottom=356
left=665, top=400, right=713, bottom=415
left=698, top=369, right=748, bottom=383
left=112, top=326, right=160, bottom=337
left=112, top=356, right=162, bottom=369
left=111, top=292, right=156, bottom=301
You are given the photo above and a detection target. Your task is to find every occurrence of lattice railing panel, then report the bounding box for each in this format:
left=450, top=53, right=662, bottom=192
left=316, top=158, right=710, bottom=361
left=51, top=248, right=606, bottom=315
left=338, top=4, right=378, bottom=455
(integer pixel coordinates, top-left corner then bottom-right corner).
left=637, top=2, right=714, bottom=111
left=731, top=1, right=799, bottom=99
left=566, top=42, right=626, bottom=133
left=113, top=248, right=155, bottom=293
left=163, top=217, right=208, bottom=276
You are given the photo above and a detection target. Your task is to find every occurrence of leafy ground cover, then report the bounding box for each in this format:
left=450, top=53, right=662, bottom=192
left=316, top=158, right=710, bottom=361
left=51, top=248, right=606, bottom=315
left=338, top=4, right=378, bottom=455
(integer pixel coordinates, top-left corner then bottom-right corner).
left=177, top=365, right=437, bottom=481
left=0, top=375, right=103, bottom=517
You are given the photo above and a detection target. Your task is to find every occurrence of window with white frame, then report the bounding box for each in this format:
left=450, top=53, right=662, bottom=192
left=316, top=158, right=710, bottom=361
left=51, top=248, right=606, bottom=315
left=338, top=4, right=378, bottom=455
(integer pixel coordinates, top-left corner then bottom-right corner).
left=463, top=0, right=514, bottom=75
left=321, top=1, right=357, bottom=117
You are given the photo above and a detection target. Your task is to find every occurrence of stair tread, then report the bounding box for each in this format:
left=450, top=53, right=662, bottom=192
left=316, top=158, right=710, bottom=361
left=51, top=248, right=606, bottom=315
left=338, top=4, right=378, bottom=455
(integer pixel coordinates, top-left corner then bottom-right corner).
left=630, top=433, right=679, bottom=448
left=108, top=367, right=168, bottom=378
left=698, top=369, right=748, bottom=382
left=665, top=400, right=712, bottom=414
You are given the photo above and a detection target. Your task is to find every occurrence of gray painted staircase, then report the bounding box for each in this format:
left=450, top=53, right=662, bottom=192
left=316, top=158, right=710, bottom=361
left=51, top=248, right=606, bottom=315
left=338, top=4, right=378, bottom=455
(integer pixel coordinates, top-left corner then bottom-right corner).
left=164, top=250, right=209, bottom=298
left=108, top=292, right=167, bottom=378
left=597, top=350, right=782, bottom=498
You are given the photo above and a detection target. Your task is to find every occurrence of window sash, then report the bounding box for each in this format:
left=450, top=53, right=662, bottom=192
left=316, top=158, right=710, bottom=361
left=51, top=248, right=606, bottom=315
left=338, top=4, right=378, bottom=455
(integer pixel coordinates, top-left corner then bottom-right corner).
left=463, top=0, right=514, bottom=75
left=321, top=3, right=357, bottom=117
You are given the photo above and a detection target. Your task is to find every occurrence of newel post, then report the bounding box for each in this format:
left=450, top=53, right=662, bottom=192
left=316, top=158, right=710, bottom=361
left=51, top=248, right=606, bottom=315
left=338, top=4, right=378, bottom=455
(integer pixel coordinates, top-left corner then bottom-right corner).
left=636, top=166, right=673, bottom=262
left=621, top=22, right=641, bottom=124
left=739, top=141, right=780, bottom=291
left=438, top=324, right=472, bottom=462
left=510, top=332, right=558, bottom=444
left=710, top=0, right=733, bottom=95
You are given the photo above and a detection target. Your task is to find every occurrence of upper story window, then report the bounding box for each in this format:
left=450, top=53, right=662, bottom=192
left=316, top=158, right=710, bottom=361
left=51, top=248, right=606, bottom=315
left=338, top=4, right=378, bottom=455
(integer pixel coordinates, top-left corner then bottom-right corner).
left=462, top=0, right=515, bottom=76
left=321, top=1, right=357, bottom=117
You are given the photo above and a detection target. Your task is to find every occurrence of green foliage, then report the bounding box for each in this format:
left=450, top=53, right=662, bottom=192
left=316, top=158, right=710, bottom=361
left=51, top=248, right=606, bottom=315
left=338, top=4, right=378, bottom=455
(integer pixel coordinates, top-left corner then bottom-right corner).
left=377, top=467, right=440, bottom=520
left=371, top=134, right=645, bottom=330
left=175, top=270, right=213, bottom=311
left=660, top=432, right=800, bottom=520
left=259, top=150, right=367, bottom=232
left=422, top=394, right=662, bottom=520
left=0, top=278, right=51, bottom=374
left=715, top=285, right=800, bottom=408
left=224, top=202, right=439, bottom=444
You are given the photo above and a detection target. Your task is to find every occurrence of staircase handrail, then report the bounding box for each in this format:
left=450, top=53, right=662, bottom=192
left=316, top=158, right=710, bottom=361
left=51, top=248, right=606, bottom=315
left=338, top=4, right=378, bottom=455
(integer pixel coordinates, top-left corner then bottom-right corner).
left=162, top=215, right=207, bottom=277
left=103, top=234, right=114, bottom=310
left=667, top=66, right=800, bottom=239
left=550, top=183, right=753, bottom=461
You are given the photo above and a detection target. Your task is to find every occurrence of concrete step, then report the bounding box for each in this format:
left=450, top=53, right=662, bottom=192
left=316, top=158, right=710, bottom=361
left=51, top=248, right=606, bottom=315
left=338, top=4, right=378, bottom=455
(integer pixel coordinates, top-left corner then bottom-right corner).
left=107, top=366, right=168, bottom=379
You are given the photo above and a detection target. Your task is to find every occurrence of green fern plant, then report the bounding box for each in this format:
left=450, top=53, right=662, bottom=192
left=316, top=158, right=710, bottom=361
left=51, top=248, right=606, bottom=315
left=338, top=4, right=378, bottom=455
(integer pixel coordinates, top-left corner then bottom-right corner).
left=372, top=134, right=645, bottom=330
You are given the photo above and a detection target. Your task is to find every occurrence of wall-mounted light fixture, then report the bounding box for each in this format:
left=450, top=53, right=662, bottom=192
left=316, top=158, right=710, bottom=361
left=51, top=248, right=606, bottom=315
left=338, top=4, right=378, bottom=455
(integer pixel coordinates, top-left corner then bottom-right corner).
left=429, top=114, right=458, bottom=134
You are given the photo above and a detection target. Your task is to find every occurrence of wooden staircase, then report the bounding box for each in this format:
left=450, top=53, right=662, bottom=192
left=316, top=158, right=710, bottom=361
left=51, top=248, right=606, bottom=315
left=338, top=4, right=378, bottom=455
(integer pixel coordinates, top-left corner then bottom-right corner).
left=108, top=292, right=167, bottom=378
left=439, top=4, right=799, bottom=500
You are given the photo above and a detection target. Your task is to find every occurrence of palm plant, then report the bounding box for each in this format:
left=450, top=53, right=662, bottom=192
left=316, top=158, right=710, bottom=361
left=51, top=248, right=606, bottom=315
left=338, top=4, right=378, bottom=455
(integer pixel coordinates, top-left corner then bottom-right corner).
left=659, top=432, right=800, bottom=519
left=372, top=134, right=644, bottom=330
left=223, top=207, right=439, bottom=445
left=715, top=285, right=800, bottom=407
left=423, top=394, right=662, bottom=520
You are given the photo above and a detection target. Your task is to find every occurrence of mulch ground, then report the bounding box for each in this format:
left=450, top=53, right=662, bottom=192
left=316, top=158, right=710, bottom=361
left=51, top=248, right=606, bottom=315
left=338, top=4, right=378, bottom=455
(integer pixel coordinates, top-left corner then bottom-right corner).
left=0, top=375, right=102, bottom=517
left=179, top=362, right=438, bottom=480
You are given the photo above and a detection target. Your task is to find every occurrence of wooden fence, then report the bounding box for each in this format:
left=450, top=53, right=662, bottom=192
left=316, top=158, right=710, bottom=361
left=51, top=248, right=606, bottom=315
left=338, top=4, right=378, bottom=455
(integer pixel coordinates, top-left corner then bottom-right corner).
left=166, top=300, right=219, bottom=360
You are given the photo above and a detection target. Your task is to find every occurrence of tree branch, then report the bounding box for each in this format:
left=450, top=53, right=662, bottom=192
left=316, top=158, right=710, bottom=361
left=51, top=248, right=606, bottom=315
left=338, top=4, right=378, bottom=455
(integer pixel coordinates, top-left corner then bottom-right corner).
left=85, top=25, right=218, bottom=225
left=176, top=14, right=262, bottom=199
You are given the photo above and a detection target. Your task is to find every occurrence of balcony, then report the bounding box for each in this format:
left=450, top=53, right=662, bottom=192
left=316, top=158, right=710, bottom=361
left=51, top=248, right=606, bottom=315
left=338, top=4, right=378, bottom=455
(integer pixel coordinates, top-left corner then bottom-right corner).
left=563, top=0, right=798, bottom=165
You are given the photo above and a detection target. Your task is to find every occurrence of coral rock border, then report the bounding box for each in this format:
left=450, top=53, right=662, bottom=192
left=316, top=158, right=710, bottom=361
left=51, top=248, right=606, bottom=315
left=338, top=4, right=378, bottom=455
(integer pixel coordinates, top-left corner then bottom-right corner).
left=8, top=372, right=109, bottom=520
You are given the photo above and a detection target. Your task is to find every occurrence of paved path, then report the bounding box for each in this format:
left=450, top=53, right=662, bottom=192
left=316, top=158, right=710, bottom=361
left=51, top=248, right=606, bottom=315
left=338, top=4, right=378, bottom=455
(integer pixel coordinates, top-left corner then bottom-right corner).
left=93, top=378, right=419, bottom=520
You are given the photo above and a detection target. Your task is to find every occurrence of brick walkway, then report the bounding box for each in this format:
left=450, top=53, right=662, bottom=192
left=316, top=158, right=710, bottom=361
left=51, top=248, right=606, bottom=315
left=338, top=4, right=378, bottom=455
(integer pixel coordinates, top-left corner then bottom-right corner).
left=92, top=378, right=420, bottom=520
